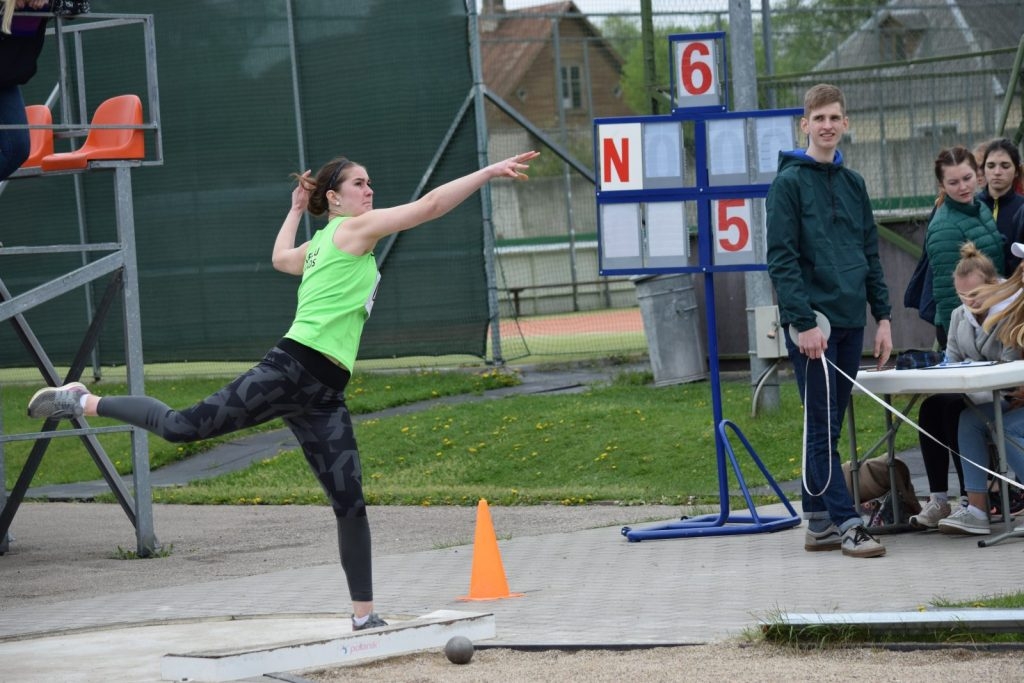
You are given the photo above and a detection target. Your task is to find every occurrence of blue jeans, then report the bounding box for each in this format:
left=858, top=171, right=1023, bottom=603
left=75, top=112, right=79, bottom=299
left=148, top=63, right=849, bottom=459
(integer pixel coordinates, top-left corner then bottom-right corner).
left=785, top=326, right=864, bottom=531
left=0, top=84, right=30, bottom=181
left=957, top=400, right=1024, bottom=494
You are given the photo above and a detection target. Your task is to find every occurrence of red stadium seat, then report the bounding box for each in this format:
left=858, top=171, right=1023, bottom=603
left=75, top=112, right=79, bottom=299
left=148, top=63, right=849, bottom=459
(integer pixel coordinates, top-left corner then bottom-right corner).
left=20, top=104, right=54, bottom=169
left=40, top=94, right=145, bottom=172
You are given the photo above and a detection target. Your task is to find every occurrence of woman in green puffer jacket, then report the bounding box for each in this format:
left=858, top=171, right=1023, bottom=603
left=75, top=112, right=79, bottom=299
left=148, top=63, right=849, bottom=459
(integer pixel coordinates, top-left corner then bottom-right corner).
left=925, top=145, right=1005, bottom=346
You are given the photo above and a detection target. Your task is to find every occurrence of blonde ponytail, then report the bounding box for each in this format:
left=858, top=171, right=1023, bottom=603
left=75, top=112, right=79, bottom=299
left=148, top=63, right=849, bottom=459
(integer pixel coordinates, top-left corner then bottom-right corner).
left=976, top=264, right=1024, bottom=347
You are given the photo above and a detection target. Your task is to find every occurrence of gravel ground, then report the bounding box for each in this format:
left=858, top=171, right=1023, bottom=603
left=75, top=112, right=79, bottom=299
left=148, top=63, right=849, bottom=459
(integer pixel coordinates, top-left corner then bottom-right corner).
left=305, top=641, right=1024, bottom=682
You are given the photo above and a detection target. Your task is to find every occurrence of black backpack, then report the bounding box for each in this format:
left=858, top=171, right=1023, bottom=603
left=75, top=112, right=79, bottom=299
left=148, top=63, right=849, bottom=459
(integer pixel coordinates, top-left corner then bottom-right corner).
left=903, top=248, right=936, bottom=325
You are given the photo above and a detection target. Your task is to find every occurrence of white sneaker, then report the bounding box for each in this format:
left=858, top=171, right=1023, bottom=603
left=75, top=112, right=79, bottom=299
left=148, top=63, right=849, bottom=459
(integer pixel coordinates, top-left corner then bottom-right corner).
left=27, top=382, right=89, bottom=420
left=841, top=525, right=886, bottom=558
left=909, top=499, right=951, bottom=530
left=937, top=506, right=990, bottom=535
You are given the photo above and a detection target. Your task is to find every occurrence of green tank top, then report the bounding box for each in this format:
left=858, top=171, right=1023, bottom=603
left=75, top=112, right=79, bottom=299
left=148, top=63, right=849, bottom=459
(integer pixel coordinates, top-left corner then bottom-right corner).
left=284, top=217, right=380, bottom=371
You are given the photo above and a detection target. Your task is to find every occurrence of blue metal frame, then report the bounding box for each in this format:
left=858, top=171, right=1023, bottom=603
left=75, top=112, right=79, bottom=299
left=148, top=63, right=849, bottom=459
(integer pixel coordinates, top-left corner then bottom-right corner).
left=594, top=35, right=806, bottom=540
left=593, top=108, right=800, bottom=277
left=621, top=272, right=802, bottom=540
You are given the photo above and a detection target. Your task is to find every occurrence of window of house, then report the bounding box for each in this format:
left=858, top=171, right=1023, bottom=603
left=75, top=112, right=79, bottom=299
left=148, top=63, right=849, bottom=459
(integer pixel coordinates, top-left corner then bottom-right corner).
left=915, top=122, right=959, bottom=138
left=878, top=17, right=922, bottom=62
left=561, top=65, right=582, bottom=110
left=880, top=28, right=906, bottom=61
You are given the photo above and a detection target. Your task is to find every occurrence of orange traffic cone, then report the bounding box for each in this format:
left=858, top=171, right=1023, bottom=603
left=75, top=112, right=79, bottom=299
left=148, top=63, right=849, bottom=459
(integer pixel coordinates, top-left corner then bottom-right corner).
left=458, top=499, right=524, bottom=601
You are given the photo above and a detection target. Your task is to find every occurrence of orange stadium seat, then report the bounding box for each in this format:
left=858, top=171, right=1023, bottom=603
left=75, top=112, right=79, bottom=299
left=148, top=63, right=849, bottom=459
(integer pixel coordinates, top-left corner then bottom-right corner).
left=20, top=104, right=54, bottom=169
left=40, top=94, right=145, bottom=172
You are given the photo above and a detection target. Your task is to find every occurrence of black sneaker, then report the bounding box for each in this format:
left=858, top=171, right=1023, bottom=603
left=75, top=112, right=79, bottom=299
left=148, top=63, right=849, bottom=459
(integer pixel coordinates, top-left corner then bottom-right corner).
left=989, top=486, right=1024, bottom=518
left=352, top=612, right=388, bottom=631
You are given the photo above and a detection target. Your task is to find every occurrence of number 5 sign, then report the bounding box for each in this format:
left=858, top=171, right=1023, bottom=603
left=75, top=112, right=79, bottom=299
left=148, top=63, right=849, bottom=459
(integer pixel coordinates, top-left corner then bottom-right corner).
left=670, top=33, right=726, bottom=112
left=713, top=198, right=763, bottom=266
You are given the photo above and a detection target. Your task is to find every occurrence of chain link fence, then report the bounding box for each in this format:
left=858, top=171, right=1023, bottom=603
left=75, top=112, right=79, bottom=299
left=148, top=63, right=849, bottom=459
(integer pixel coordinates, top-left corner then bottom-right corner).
left=2, top=2, right=1020, bottom=372
left=485, top=0, right=1022, bottom=363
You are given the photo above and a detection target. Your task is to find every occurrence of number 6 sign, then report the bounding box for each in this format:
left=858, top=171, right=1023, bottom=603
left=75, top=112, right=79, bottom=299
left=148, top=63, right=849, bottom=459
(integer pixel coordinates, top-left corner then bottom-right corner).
left=671, top=33, right=726, bottom=112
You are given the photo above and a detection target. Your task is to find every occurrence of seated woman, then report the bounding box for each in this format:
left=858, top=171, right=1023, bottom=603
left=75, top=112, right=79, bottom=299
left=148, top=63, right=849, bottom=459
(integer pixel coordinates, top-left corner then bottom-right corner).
left=939, top=249, right=1024, bottom=535
left=910, top=242, right=1019, bottom=529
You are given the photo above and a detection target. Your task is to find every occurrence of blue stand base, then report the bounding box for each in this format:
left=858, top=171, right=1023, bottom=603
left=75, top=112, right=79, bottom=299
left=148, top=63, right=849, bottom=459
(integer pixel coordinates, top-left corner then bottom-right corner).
left=621, top=419, right=802, bottom=541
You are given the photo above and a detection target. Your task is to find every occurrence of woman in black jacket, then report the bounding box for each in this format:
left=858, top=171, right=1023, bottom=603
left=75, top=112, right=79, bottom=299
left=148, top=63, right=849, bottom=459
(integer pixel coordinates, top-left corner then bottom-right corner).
left=0, top=0, right=49, bottom=181
left=978, top=138, right=1024, bottom=273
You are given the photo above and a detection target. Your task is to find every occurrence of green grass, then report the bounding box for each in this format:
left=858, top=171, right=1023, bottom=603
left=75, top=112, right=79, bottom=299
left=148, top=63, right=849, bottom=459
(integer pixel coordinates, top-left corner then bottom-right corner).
left=155, top=373, right=918, bottom=507
left=4, top=368, right=919, bottom=506
left=113, top=543, right=175, bottom=560
left=2, top=367, right=521, bottom=489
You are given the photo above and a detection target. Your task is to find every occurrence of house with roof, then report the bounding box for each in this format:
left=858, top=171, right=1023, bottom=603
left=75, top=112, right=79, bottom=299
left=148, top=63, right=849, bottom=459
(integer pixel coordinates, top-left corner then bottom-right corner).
left=479, top=0, right=634, bottom=152
left=477, top=1, right=640, bottom=313
left=796, top=0, right=1023, bottom=203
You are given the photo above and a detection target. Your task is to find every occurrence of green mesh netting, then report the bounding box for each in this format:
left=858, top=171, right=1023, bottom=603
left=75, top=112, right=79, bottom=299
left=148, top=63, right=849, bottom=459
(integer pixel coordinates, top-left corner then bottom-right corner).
left=0, top=0, right=485, bottom=368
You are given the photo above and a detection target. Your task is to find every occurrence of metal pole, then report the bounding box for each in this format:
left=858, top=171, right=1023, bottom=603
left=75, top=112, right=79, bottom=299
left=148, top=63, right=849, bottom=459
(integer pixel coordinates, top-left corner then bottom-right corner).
left=467, top=1, right=502, bottom=364
left=114, top=166, right=158, bottom=557
left=584, top=39, right=612, bottom=308
left=730, top=0, right=780, bottom=411
left=997, top=33, right=1024, bottom=136
left=0, top=386, right=7, bottom=555
left=640, top=0, right=658, bottom=115
left=46, top=18, right=100, bottom=380
left=761, top=0, right=776, bottom=109
left=285, top=0, right=311, bottom=242
left=552, top=18, right=579, bottom=310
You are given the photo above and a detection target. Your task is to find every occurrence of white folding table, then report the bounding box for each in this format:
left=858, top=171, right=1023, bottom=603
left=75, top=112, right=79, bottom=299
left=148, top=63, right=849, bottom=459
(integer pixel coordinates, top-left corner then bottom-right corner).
left=849, top=360, right=1024, bottom=546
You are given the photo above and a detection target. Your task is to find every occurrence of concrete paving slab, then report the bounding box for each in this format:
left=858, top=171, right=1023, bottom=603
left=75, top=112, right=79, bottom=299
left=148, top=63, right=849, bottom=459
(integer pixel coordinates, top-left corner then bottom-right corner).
left=773, top=609, right=1024, bottom=634
left=1, top=611, right=495, bottom=683
left=161, top=610, right=494, bottom=682
left=0, top=615, right=349, bottom=683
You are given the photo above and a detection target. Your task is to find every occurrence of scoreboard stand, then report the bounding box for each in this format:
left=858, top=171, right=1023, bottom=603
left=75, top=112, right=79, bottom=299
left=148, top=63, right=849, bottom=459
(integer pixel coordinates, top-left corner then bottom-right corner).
left=596, top=33, right=802, bottom=541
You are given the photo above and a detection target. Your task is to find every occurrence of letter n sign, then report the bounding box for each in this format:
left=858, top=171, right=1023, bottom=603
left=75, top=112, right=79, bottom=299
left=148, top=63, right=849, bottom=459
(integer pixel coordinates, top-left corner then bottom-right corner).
left=597, top=123, right=642, bottom=191
left=670, top=33, right=726, bottom=112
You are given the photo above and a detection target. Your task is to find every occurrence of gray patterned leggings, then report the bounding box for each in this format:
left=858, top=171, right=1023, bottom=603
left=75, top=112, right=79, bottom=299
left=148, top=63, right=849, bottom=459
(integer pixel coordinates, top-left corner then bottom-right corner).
left=96, top=342, right=374, bottom=601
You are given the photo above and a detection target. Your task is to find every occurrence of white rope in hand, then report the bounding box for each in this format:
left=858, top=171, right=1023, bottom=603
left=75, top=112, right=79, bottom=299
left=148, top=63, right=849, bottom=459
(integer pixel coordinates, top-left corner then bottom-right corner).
left=826, top=358, right=1024, bottom=493
left=800, top=354, right=833, bottom=497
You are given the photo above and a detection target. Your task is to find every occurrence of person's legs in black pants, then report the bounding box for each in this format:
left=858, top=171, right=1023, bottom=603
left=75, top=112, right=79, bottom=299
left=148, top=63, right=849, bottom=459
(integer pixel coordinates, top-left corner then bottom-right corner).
left=912, top=393, right=965, bottom=528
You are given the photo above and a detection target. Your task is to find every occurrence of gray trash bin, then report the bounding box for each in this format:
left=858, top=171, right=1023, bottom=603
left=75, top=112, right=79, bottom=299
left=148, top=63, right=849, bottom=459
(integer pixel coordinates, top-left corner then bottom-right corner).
left=634, top=274, right=707, bottom=386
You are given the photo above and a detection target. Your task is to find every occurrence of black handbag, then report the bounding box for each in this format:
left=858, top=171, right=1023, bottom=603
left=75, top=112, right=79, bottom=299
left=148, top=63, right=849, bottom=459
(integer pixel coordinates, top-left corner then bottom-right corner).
left=895, top=348, right=944, bottom=369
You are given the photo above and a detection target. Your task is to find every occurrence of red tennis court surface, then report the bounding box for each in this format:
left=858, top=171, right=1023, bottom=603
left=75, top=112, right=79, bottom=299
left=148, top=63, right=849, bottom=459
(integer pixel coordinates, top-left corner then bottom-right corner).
left=498, top=308, right=643, bottom=337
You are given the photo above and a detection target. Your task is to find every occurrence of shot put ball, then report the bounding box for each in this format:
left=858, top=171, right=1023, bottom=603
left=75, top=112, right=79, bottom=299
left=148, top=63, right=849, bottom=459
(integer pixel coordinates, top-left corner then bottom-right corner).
left=444, top=635, right=474, bottom=664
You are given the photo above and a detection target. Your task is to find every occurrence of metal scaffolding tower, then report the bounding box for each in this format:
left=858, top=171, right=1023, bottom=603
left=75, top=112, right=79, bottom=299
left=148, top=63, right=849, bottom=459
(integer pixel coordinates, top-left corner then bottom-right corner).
left=0, top=12, right=163, bottom=556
